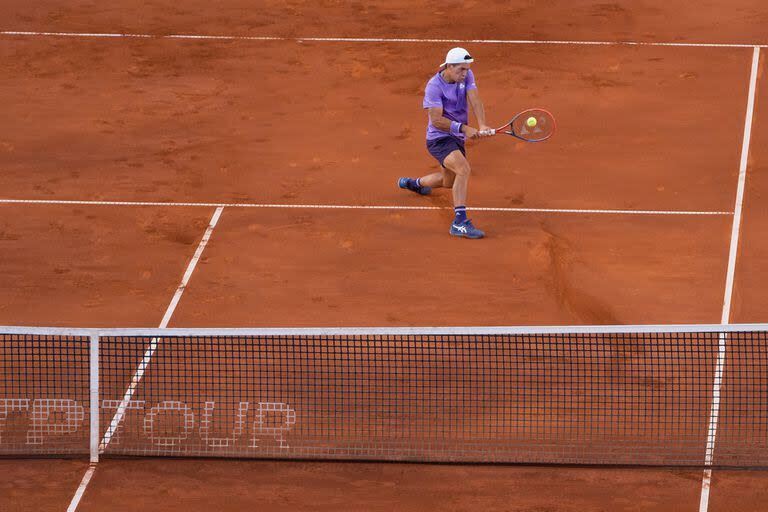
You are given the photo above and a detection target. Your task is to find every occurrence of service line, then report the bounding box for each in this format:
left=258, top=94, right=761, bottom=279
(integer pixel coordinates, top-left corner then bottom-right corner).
left=0, top=198, right=733, bottom=216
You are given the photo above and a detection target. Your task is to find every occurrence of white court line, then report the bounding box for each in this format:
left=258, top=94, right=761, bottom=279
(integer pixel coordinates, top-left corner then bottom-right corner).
left=0, top=30, right=766, bottom=48
left=66, top=206, right=224, bottom=512
left=0, top=198, right=732, bottom=216
left=699, top=46, right=761, bottom=512
left=66, top=464, right=97, bottom=512
left=100, top=205, right=224, bottom=449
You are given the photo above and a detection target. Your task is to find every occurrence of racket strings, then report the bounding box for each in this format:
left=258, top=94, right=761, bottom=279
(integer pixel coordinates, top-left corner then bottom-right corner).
left=508, top=109, right=556, bottom=142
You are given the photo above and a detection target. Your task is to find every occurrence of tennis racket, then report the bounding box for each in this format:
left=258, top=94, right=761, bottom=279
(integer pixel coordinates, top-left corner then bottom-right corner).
left=483, top=108, right=556, bottom=142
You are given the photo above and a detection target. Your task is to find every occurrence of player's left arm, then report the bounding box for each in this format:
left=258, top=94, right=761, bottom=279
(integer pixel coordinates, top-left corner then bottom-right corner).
left=467, top=89, right=488, bottom=127
left=466, top=74, right=491, bottom=134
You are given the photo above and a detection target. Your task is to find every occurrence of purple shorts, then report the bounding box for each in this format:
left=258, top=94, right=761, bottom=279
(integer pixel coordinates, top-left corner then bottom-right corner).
left=426, top=136, right=466, bottom=167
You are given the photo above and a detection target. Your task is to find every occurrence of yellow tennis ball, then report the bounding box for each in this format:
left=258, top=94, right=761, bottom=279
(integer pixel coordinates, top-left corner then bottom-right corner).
left=526, top=116, right=537, bottom=127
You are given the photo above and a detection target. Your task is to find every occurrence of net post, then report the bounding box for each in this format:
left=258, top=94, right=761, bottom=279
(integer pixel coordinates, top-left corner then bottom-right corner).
left=89, top=333, right=99, bottom=463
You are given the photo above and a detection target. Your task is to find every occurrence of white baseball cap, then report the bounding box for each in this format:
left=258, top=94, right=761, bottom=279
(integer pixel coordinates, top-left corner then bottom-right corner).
left=439, top=47, right=474, bottom=68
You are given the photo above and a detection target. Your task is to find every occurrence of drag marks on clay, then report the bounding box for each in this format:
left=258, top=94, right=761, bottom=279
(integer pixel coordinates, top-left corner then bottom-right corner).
left=530, top=223, right=620, bottom=325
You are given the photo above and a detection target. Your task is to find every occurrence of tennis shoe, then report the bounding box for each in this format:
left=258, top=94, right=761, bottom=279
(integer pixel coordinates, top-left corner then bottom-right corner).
left=450, top=219, right=485, bottom=239
left=398, top=177, right=432, bottom=196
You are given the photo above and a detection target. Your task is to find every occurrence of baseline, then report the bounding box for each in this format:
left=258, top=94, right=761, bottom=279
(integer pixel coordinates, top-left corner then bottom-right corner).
left=0, top=30, right=766, bottom=49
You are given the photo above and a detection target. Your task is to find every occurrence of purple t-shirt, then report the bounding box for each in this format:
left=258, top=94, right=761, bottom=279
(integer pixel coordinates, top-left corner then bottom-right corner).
left=423, top=68, right=477, bottom=141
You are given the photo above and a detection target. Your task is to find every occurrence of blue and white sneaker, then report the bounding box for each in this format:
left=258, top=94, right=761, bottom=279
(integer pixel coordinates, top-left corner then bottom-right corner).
left=398, top=177, right=432, bottom=196
left=450, top=219, right=485, bottom=239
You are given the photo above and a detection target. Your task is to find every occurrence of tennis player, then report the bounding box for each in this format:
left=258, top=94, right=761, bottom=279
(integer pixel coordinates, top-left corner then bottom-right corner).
left=399, top=47, right=492, bottom=239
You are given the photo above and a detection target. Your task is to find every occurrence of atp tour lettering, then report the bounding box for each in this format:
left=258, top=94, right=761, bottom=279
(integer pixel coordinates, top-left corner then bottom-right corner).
left=0, top=398, right=296, bottom=450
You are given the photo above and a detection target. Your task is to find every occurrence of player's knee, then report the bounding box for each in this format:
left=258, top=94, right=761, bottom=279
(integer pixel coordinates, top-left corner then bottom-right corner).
left=456, top=162, right=471, bottom=176
left=446, top=161, right=470, bottom=177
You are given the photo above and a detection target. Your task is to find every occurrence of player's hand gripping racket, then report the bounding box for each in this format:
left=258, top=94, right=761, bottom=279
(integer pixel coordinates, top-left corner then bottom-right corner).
left=482, top=108, right=556, bottom=142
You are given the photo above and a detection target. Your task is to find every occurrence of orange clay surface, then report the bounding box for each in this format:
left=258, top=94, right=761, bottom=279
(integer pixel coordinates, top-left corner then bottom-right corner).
left=0, top=460, right=90, bottom=512
left=1, top=0, right=767, bottom=45
left=170, top=209, right=732, bottom=327
left=0, top=40, right=752, bottom=211
left=0, top=206, right=213, bottom=326
left=731, top=50, right=767, bottom=324
left=1, top=1, right=768, bottom=511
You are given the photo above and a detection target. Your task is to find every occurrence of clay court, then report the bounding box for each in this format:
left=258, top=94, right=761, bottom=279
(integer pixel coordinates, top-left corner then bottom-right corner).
left=2, top=1, right=768, bottom=511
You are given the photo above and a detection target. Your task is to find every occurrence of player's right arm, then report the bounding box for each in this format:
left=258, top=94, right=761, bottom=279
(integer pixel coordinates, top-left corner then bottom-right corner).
left=427, top=107, right=479, bottom=139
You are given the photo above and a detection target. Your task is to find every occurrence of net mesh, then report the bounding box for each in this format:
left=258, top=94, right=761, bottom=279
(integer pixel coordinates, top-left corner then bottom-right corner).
left=2, top=329, right=767, bottom=466
left=0, top=334, right=90, bottom=455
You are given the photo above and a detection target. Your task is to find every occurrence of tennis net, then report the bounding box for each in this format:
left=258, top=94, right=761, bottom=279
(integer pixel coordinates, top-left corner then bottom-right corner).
left=1, top=325, right=766, bottom=466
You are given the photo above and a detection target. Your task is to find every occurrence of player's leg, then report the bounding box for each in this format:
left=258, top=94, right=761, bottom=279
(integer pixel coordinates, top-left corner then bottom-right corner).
left=400, top=168, right=456, bottom=195
left=442, top=150, right=484, bottom=239
left=410, top=166, right=456, bottom=189
left=398, top=176, right=433, bottom=195
left=399, top=137, right=455, bottom=195
left=442, top=169, right=456, bottom=189
left=398, top=168, right=452, bottom=194
left=415, top=171, right=445, bottom=189
left=442, top=150, right=470, bottom=207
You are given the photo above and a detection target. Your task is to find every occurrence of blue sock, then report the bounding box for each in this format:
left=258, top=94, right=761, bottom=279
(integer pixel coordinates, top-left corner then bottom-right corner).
left=454, top=206, right=467, bottom=223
